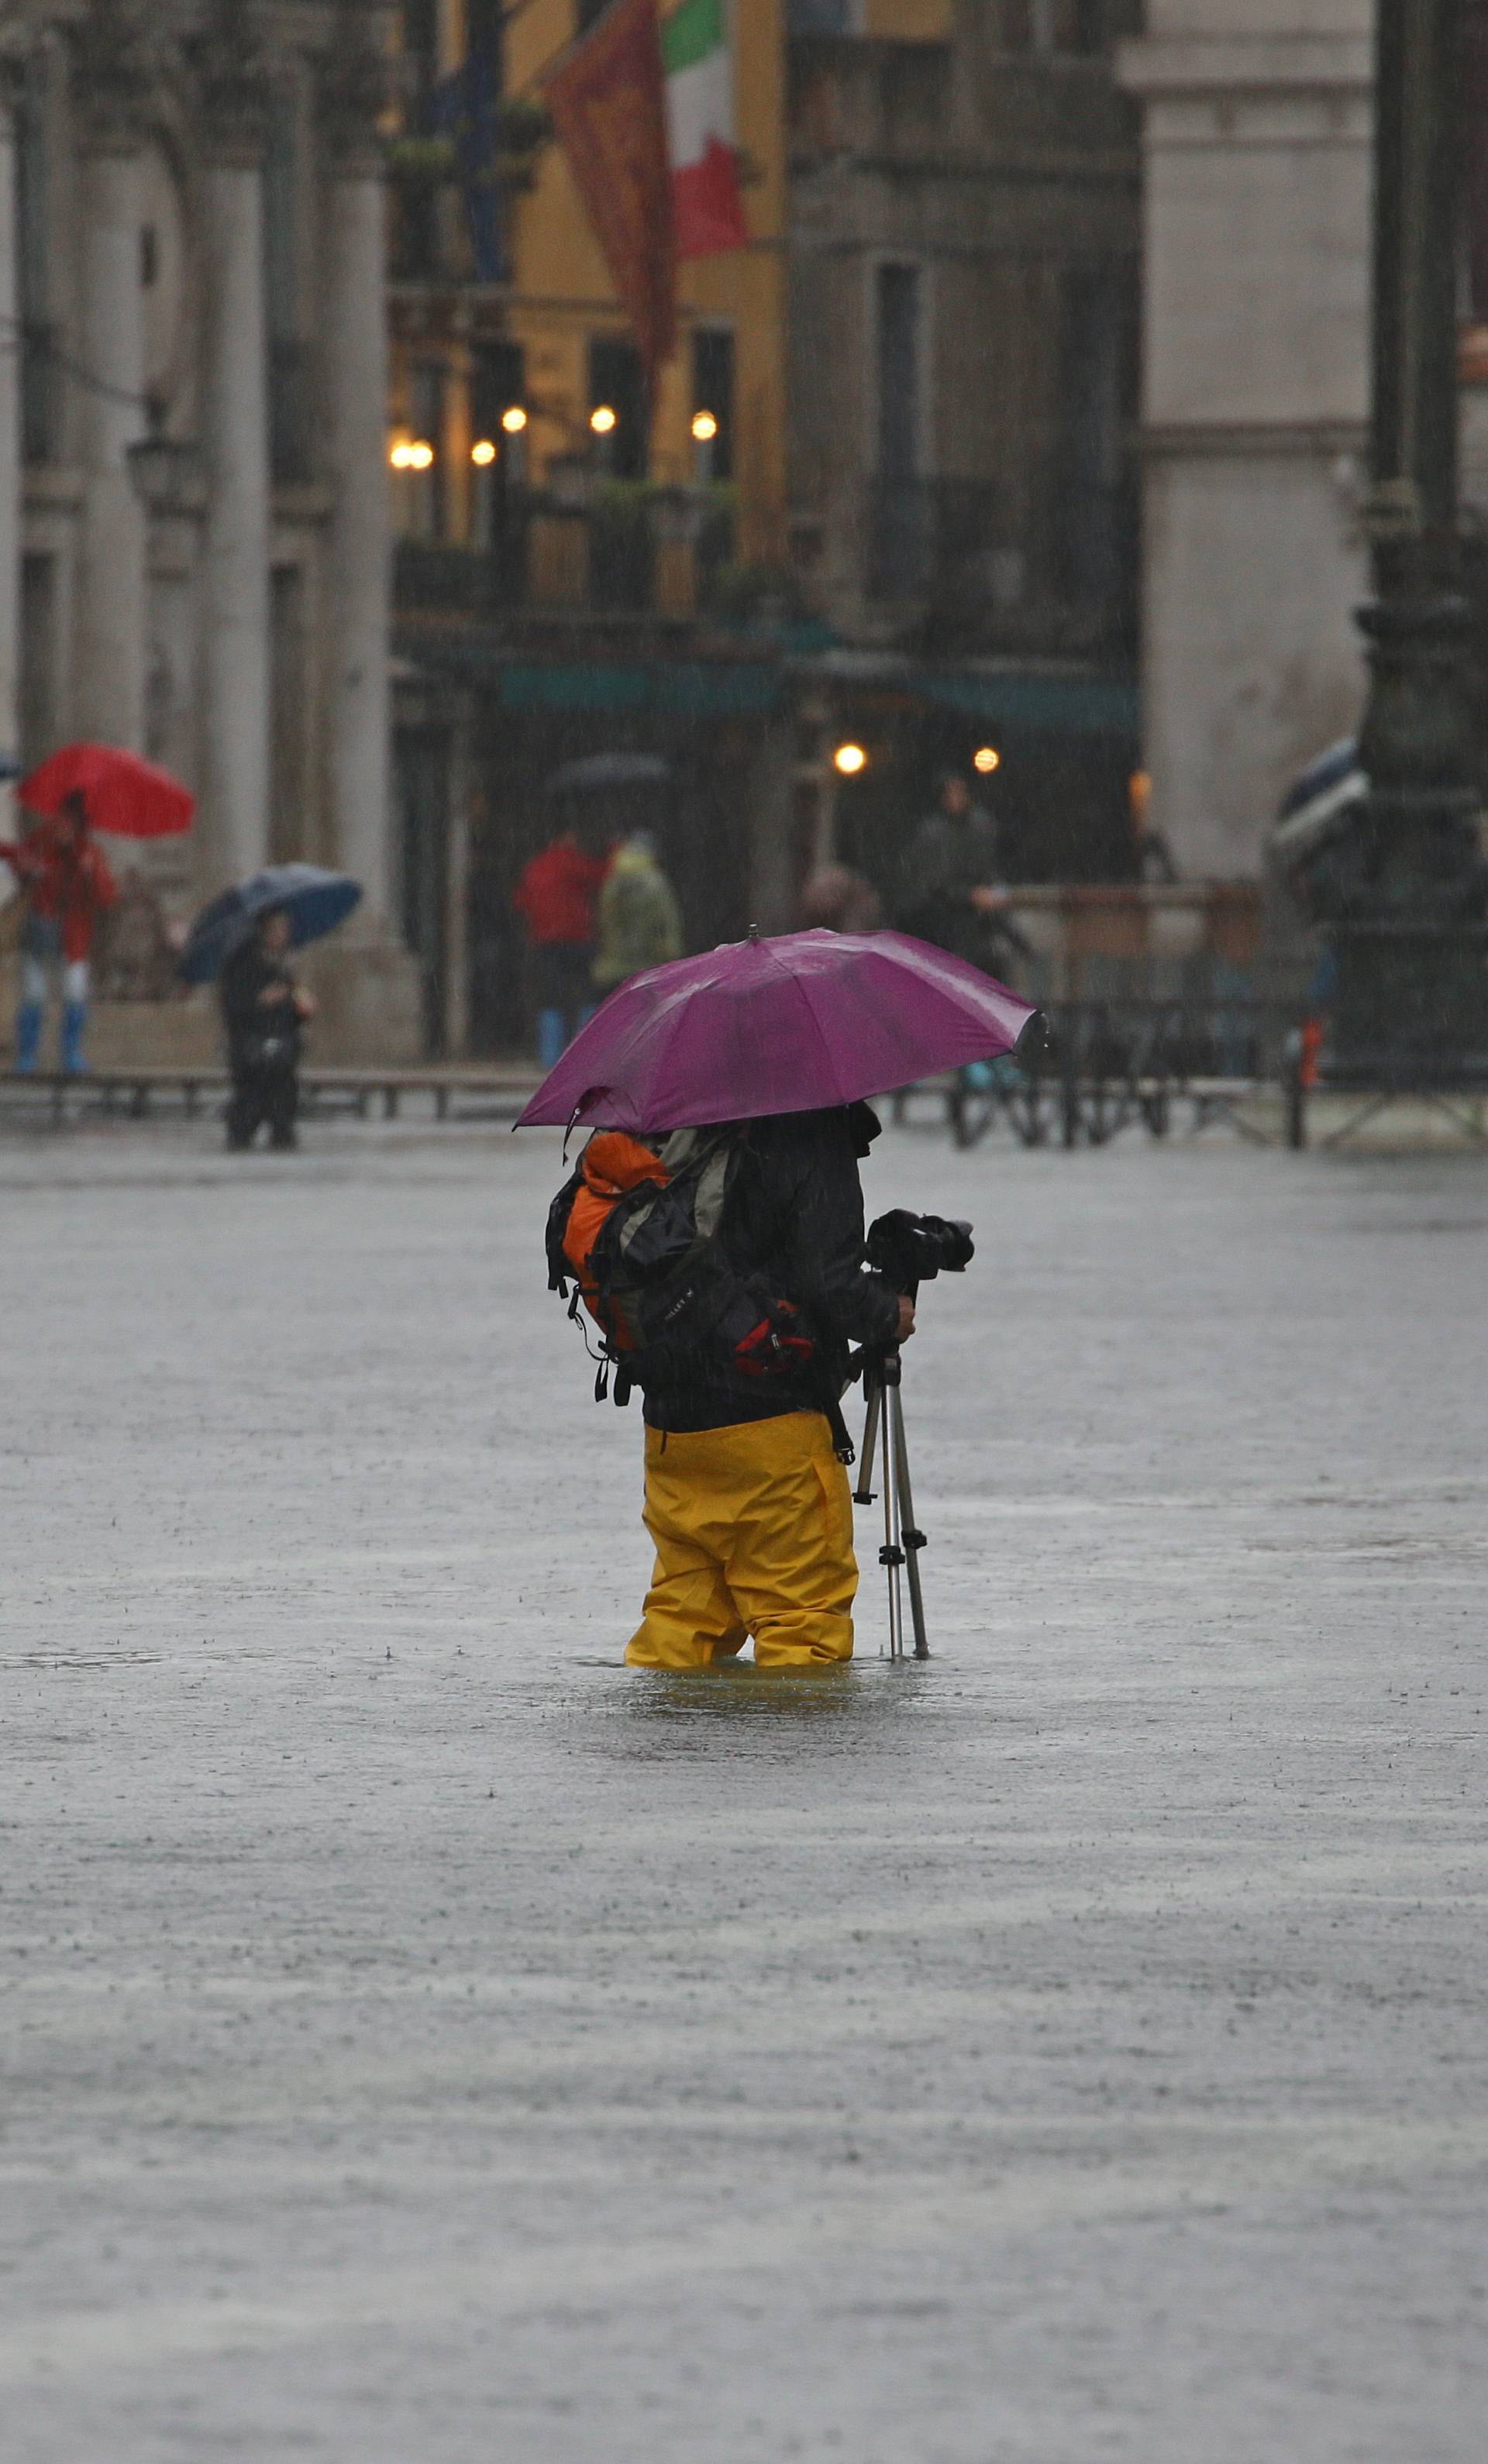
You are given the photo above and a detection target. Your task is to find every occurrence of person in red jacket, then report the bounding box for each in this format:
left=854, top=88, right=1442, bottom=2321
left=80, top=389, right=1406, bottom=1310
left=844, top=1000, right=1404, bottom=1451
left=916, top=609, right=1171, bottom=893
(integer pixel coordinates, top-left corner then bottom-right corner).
left=2, top=791, right=119, bottom=1073
left=513, top=826, right=611, bottom=1069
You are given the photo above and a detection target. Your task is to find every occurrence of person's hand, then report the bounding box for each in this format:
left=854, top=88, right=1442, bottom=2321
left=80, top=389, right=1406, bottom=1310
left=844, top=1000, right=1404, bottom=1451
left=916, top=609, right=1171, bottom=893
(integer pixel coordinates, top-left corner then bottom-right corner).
left=895, top=1296, right=917, bottom=1343
left=970, top=884, right=1009, bottom=914
left=294, top=989, right=316, bottom=1021
left=259, top=983, right=291, bottom=1005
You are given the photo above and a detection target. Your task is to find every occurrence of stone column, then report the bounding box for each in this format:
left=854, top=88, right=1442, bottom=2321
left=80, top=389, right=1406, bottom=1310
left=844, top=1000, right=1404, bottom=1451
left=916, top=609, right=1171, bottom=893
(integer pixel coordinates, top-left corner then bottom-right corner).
left=320, top=53, right=393, bottom=924
left=74, top=95, right=148, bottom=750
left=198, top=71, right=272, bottom=886
left=0, top=57, right=23, bottom=778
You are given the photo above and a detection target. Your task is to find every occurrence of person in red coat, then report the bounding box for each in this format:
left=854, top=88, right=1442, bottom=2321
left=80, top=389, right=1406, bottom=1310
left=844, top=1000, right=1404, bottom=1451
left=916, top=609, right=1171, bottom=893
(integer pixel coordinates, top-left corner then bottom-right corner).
left=2, top=790, right=119, bottom=1073
left=513, top=828, right=611, bottom=1069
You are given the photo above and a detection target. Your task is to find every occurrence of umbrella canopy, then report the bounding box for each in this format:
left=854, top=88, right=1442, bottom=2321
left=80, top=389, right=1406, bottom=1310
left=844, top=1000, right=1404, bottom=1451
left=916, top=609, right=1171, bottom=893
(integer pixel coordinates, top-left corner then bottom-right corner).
left=546, top=752, right=673, bottom=797
left=179, top=865, right=363, bottom=986
left=516, top=928, right=1039, bottom=1132
left=1272, top=736, right=1367, bottom=872
left=20, top=743, right=195, bottom=838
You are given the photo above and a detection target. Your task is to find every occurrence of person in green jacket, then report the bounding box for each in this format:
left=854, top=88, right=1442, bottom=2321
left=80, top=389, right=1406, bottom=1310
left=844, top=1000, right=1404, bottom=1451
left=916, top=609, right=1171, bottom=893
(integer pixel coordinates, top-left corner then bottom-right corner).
left=592, top=831, right=684, bottom=994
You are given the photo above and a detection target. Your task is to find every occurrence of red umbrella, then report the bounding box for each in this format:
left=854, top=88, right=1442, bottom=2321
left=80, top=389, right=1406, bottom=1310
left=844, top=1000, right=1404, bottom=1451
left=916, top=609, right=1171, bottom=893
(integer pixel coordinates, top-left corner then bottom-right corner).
left=19, top=743, right=195, bottom=839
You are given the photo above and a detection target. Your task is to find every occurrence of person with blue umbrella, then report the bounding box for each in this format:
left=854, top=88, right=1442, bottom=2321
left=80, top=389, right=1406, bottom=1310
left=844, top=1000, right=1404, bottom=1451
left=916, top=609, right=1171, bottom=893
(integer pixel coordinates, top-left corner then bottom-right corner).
left=179, top=864, right=362, bottom=1152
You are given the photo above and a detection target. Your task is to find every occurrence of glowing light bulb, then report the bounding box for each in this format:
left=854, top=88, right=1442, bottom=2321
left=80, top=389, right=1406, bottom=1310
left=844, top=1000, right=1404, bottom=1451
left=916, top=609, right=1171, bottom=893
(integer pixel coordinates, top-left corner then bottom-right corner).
left=407, top=440, right=435, bottom=471
left=973, top=745, right=1001, bottom=774
left=389, top=438, right=413, bottom=469
left=691, top=410, right=718, bottom=443
left=590, top=404, right=618, bottom=435
left=470, top=439, right=497, bottom=466
left=501, top=405, right=529, bottom=435
left=833, top=742, right=867, bottom=777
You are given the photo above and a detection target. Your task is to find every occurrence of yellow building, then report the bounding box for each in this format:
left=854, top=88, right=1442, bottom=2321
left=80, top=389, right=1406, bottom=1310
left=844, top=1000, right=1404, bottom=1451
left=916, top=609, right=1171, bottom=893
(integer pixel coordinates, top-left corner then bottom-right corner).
left=388, top=0, right=790, bottom=603
left=386, top=1, right=806, bottom=1053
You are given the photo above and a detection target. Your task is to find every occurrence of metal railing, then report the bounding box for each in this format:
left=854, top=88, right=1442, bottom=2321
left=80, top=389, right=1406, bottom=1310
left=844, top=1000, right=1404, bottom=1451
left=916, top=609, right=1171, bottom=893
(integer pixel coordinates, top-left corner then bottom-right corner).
left=863, top=470, right=1137, bottom=649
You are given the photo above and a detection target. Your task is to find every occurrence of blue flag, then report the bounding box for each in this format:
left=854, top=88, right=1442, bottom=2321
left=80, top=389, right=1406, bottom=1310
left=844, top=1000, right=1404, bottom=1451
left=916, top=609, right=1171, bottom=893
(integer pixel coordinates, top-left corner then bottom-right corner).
left=430, top=46, right=505, bottom=285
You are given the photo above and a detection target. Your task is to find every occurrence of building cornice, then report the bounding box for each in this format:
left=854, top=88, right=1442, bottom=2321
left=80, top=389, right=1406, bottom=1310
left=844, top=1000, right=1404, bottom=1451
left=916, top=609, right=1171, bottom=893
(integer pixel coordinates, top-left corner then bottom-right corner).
left=1117, top=35, right=1372, bottom=102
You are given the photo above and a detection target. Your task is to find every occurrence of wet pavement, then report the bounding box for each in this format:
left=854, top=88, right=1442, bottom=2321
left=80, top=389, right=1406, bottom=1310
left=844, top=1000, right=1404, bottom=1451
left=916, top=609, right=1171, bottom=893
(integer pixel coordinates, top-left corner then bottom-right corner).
left=3, top=1117, right=1487, bottom=2461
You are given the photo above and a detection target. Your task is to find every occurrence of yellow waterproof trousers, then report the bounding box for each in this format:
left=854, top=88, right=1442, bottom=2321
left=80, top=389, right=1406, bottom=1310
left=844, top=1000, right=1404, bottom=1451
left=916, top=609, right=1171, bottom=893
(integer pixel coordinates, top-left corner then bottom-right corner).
left=626, top=1410, right=857, bottom=1668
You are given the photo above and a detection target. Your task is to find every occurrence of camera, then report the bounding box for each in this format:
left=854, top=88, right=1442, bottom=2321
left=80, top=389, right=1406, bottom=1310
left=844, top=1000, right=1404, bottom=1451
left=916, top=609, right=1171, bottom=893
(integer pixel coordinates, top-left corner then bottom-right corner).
left=865, top=1209, right=975, bottom=1293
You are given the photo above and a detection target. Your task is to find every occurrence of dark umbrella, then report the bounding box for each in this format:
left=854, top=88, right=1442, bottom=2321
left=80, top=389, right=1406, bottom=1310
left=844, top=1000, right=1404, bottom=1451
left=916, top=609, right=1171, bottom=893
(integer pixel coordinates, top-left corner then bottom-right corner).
left=179, top=864, right=362, bottom=986
left=546, top=752, right=673, bottom=797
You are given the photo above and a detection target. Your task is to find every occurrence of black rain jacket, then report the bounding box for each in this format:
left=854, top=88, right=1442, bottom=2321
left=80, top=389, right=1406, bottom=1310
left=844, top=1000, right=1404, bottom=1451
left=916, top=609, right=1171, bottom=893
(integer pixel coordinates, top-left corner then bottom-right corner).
left=219, top=944, right=304, bottom=1072
left=641, top=1103, right=901, bottom=1434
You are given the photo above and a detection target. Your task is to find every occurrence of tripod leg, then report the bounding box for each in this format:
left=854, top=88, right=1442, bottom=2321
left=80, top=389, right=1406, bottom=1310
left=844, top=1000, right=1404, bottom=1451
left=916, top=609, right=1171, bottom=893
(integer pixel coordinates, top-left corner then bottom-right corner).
left=890, top=1385, right=929, bottom=1659
left=853, top=1374, right=881, bottom=1506
left=882, top=1391, right=904, bottom=1660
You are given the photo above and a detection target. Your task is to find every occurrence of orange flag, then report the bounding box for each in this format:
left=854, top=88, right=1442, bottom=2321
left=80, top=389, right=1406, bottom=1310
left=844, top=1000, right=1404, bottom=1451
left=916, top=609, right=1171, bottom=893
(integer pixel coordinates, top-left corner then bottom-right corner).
left=544, top=0, right=677, bottom=382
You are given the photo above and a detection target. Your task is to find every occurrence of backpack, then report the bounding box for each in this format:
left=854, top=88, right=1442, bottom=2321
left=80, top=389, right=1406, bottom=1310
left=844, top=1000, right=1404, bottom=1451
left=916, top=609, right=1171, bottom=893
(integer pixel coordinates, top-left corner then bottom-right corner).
left=546, top=1126, right=818, bottom=1404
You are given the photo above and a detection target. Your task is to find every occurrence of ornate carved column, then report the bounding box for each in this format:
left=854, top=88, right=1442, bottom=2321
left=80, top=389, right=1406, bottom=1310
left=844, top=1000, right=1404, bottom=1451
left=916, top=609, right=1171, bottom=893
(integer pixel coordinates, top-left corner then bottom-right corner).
left=192, top=24, right=272, bottom=886
left=319, top=26, right=394, bottom=924
left=72, top=10, right=151, bottom=752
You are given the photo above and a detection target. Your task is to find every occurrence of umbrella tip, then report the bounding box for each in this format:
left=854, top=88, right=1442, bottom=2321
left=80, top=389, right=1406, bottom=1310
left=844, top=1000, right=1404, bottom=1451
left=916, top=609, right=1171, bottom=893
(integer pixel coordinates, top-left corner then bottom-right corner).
left=747, top=923, right=760, bottom=943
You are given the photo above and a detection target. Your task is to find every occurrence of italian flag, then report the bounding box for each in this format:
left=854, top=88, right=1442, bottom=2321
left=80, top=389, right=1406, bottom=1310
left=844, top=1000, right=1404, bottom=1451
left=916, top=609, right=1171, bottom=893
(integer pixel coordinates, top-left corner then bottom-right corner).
left=663, top=0, right=748, bottom=260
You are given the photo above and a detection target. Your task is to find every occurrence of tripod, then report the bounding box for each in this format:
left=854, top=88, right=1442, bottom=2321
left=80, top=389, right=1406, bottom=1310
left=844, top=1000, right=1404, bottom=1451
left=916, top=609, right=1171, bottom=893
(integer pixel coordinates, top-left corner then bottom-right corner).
left=852, top=1337, right=929, bottom=1660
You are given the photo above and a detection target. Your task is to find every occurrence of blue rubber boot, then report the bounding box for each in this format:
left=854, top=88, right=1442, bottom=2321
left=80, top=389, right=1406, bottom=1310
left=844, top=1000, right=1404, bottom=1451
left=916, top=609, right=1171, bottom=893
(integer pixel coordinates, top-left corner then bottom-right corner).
left=537, top=1007, right=567, bottom=1070
left=14, top=999, right=43, bottom=1073
left=60, top=1000, right=88, bottom=1075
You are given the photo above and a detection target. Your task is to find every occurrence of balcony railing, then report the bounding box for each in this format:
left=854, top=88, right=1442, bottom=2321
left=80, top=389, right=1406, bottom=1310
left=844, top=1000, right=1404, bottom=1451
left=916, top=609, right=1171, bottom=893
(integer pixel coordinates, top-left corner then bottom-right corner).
left=394, top=484, right=735, bottom=622
left=863, top=471, right=1136, bottom=650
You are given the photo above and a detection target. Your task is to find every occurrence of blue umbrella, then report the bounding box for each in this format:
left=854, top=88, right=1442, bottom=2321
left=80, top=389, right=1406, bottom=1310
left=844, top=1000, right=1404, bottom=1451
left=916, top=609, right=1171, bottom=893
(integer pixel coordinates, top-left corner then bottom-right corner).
left=179, top=864, right=363, bottom=986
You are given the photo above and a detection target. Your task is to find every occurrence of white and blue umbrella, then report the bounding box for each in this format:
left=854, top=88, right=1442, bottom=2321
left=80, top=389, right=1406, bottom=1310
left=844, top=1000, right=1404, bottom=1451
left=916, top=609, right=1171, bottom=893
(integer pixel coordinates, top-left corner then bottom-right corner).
left=1272, top=737, right=1367, bottom=867
left=179, top=864, right=363, bottom=986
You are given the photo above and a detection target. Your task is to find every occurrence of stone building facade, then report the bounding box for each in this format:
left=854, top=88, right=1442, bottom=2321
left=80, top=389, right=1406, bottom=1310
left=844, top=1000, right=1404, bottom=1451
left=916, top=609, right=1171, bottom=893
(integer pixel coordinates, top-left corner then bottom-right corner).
left=0, top=0, right=419, bottom=1060
left=1118, top=3, right=1374, bottom=881
left=782, top=0, right=1146, bottom=893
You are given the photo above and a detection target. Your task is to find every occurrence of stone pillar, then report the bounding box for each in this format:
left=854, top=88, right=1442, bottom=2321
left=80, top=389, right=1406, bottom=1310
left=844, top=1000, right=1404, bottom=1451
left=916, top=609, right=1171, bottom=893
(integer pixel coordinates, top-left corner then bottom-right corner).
left=1116, top=15, right=1373, bottom=879
left=0, top=58, right=23, bottom=778
left=199, top=90, right=272, bottom=886
left=321, top=63, right=393, bottom=923
left=74, top=102, right=147, bottom=749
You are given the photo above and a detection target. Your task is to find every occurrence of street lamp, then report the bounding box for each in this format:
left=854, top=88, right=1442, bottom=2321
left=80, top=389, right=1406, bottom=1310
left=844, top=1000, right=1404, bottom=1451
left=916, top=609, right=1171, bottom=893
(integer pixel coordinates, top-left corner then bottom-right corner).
left=1307, top=0, right=1488, bottom=1085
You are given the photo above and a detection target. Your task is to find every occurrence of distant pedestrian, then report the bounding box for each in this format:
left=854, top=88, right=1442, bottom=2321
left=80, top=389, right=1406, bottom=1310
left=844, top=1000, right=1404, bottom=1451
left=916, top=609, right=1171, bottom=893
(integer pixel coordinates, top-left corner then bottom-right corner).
left=797, top=861, right=882, bottom=936
left=1, top=790, right=119, bottom=1073
left=592, top=831, right=684, bottom=995
left=897, top=770, right=1029, bottom=976
left=219, top=906, right=315, bottom=1152
left=514, top=825, right=611, bottom=1069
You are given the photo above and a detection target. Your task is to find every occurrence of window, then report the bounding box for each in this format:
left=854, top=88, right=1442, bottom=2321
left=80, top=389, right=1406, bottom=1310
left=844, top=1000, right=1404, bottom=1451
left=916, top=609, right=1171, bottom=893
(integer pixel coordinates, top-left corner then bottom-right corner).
left=691, top=328, right=735, bottom=480
left=473, top=339, right=525, bottom=439
left=402, top=0, right=439, bottom=104
left=876, top=263, right=921, bottom=482
left=588, top=335, right=647, bottom=479
left=17, top=77, right=58, bottom=465
left=264, top=81, right=312, bottom=483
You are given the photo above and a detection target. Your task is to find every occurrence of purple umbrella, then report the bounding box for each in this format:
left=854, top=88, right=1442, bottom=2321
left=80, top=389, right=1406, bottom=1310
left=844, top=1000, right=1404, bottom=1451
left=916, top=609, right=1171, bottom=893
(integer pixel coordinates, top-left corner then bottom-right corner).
left=515, top=928, right=1039, bottom=1132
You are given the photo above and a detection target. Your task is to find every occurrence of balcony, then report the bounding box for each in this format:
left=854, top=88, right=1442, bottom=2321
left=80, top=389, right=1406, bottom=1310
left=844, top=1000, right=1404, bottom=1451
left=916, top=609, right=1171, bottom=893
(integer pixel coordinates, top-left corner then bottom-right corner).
left=860, top=472, right=1135, bottom=653
left=393, top=485, right=737, bottom=625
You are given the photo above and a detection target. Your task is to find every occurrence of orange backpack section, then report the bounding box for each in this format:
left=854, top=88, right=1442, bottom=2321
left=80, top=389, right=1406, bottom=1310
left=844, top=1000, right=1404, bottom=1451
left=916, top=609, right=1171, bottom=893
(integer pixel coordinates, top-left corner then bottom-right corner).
left=562, top=1132, right=670, bottom=1347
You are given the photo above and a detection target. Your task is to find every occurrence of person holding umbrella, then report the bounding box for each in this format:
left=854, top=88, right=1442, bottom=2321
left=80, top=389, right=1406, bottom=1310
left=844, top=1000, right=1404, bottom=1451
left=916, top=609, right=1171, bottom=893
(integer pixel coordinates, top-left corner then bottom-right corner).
left=2, top=743, right=195, bottom=1075
left=218, top=907, right=315, bottom=1151
left=525, top=927, right=1038, bottom=1669
left=177, top=863, right=362, bottom=1151
left=2, top=791, right=119, bottom=1075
